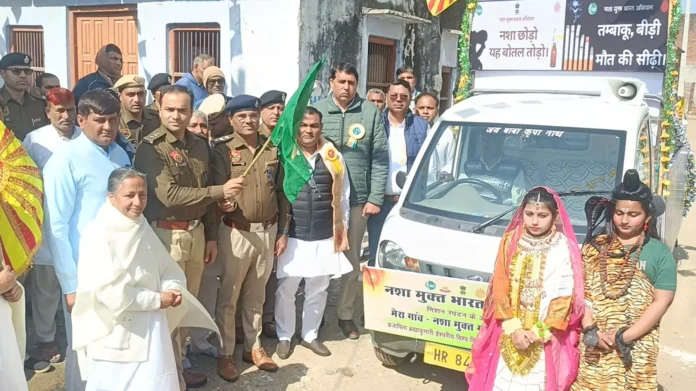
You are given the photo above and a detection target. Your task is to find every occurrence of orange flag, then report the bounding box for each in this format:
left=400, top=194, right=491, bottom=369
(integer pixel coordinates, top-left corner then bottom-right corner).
left=427, top=0, right=459, bottom=16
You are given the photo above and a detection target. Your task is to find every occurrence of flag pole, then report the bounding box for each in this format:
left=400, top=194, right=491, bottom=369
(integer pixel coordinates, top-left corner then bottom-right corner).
left=241, top=136, right=273, bottom=177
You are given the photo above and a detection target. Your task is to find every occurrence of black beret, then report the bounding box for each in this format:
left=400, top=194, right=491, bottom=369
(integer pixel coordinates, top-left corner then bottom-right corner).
left=148, top=73, right=173, bottom=92
left=0, top=53, right=32, bottom=69
left=259, top=90, right=287, bottom=109
left=225, top=94, right=261, bottom=115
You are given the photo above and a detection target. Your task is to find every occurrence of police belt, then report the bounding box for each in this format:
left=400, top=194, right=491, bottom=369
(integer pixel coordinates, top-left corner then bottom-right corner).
left=155, top=219, right=201, bottom=231
left=222, top=215, right=278, bottom=232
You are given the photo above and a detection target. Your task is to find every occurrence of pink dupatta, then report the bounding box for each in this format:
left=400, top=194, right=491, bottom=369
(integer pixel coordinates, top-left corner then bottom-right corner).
left=465, top=187, right=584, bottom=391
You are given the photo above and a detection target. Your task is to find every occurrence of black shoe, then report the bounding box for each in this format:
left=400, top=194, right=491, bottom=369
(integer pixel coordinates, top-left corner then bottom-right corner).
left=301, top=339, right=331, bottom=356
left=262, top=321, right=277, bottom=339
left=338, top=319, right=359, bottom=340
left=276, top=340, right=293, bottom=360
left=24, top=357, right=52, bottom=373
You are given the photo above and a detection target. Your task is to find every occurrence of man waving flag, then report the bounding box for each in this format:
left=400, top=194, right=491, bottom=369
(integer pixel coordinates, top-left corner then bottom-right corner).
left=270, top=58, right=326, bottom=203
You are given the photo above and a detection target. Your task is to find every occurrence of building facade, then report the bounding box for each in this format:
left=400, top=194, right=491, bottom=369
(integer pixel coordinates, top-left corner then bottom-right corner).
left=0, top=0, right=463, bottom=109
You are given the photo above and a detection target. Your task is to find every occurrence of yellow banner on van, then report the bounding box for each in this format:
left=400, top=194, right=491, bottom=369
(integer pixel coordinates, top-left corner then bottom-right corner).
left=362, top=267, right=487, bottom=349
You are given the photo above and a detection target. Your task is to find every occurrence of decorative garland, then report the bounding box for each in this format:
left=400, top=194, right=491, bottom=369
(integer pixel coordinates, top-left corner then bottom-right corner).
left=454, top=0, right=478, bottom=103
left=660, top=0, right=696, bottom=216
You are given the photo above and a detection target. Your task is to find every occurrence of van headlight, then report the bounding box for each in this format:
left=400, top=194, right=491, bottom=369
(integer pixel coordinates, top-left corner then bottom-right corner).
left=378, top=240, right=420, bottom=272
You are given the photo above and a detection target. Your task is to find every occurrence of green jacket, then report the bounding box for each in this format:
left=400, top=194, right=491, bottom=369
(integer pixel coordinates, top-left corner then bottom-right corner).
left=313, top=94, right=388, bottom=206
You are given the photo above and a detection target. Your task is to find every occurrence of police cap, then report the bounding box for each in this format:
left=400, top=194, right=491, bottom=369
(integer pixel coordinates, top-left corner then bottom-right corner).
left=113, top=74, right=146, bottom=91
left=148, top=73, right=172, bottom=92
left=259, top=90, right=287, bottom=109
left=225, top=94, right=261, bottom=115
left=0, top=53, right=32, bottom=69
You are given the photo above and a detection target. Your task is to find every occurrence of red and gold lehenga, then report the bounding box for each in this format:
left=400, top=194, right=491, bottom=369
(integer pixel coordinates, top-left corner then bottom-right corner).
left=466, top=187, right=585, bottom=391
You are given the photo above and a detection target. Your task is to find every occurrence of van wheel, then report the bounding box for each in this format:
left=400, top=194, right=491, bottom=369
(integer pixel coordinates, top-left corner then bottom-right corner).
left=373, top=346, right=407, bottom=367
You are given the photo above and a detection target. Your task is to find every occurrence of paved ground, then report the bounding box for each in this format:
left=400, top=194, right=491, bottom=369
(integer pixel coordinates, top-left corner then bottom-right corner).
left=26, top=119, right=696, bottom=391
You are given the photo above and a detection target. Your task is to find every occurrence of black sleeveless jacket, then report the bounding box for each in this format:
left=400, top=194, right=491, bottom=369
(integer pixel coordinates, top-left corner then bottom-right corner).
left=288, top=157, right=334, bottom=241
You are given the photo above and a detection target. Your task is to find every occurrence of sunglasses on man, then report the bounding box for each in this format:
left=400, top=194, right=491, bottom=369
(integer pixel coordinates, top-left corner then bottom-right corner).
left=8, top=68, right=33, bottom=76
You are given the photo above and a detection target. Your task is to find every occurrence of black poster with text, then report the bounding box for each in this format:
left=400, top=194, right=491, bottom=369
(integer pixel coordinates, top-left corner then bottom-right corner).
left=562, top=0, right=669, bottom=72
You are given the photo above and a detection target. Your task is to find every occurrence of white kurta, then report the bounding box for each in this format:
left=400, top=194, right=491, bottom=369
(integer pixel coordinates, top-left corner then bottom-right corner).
left=0, top=294, right=28, bottom=391
left=276, top=153, right=353, bottom=279
left=493, top=233, right=574, bottom=391
left=86, top=311, right=178, bottom=391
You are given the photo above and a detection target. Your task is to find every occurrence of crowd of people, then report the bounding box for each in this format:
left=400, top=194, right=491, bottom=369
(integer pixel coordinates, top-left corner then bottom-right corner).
left=0, top=40, right=678, bottom=391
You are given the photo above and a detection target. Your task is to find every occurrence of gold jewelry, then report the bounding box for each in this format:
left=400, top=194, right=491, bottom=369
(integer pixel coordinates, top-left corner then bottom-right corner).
left=535, top=192, right=542, bottom=210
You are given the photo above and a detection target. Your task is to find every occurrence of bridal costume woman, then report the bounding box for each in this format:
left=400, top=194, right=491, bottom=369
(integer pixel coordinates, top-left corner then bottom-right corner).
left=71, top=168, right=218, bottom=391
left=466, top=187, right=585, bottom=391
left=572, top=170, right=677, bottom=391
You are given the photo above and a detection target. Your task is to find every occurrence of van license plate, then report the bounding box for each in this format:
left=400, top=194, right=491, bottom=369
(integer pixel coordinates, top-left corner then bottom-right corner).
left=423, top=342, right=471, bottom=372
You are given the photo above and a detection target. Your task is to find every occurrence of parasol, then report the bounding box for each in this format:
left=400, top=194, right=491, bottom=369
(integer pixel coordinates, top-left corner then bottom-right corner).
left=0, top=121, right=43, bottom=275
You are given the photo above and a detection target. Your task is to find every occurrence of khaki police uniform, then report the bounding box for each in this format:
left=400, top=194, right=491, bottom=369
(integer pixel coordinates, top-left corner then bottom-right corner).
left=211, top=132, right=290, bottom=355
left=0, top=86, right=47, bottom=141
left=134, top=125, right=223, bottom=391
left=119, top=106, right=160, bottom=146
left=258, top=123, right=273, bottom=138
left=113, top=74, right=161, bottom=146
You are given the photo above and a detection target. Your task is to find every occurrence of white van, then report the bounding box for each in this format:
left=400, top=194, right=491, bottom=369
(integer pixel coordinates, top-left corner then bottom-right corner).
left=369, top=76, right=687, bottom=367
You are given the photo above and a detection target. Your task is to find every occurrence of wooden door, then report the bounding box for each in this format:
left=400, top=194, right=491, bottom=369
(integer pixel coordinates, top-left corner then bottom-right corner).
left=70, top=7, right=138, bottom=87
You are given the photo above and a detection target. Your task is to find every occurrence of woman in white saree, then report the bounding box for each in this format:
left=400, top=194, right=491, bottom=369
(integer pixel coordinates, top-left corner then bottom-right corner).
left=71, top=168, right=218, bottom=391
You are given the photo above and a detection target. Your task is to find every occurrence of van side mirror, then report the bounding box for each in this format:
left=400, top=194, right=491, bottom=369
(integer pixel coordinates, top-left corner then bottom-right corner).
left=396, top=171, right=407, bottom=189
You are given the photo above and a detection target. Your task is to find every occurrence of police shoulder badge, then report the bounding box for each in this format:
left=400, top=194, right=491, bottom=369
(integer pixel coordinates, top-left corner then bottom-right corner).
left=170, top=150, right=183, bottom=163
left=229, top=150, right=242, bottom=163
left=120, top=128, right=131, bottom=138
left=346, top=123, right=366, bottom=148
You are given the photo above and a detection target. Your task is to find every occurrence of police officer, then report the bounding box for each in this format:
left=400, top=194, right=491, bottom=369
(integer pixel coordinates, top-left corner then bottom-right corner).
left=258, top=90, right=286, bottom=137
left=199, top=93, right=233, bottom=140
left=133, top=85, right=242, bottom=391
left=113, top=74, right=160, bottom=146
left=212, top=95, right=291, bottom=381
left=147, top=73, right=172, bottom=112
left=0, top=53, right=48, bottom=140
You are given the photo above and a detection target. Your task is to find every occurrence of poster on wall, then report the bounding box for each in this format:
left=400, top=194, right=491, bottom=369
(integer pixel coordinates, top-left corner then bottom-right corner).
left=471, top=0, right=567, bottom=71
left=563, top=0, right=668, bottom=72
left=471, top=0, right=669, bottom=73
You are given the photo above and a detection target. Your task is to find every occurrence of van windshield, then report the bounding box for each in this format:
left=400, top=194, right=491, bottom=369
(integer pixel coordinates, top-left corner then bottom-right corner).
left=404, top=122, right=626, bottom=230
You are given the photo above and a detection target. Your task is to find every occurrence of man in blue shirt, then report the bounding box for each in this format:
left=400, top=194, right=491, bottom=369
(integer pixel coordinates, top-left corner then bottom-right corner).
left=43, top=89, right=129, bottom=391
left=175, top=54, right=214, bottom=104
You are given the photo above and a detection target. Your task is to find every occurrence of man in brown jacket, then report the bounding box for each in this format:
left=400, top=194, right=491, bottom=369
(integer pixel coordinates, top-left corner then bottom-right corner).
left=134, top=85, right=241, bottom=390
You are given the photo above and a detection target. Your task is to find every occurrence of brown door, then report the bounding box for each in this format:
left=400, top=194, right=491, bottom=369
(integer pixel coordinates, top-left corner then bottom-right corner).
left=70, top=6, right=138, bottom=87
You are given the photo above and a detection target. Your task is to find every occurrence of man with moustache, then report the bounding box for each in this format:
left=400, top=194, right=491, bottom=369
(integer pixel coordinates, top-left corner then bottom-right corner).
left=0, top=53, right=48, bottom=140
left=258, top=90, right=286, bottom=137
left=43, top=89, right=130, bottom=391
left=312, top=63, right=387, bottom=340
left=212, top=95, right=291, bottom=381
left=35, top=73, right=61, bottom=99
left=134, top=85, right=243, bottom=390
left=113, top=74, right=160, bottom=146
left=22, top=88, right=81, bottom=365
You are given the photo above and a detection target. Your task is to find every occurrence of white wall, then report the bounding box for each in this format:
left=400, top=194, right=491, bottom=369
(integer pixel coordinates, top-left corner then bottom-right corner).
left=137, top=0, right=300, bottom=98
left=0, top=0, right=300, bottom=97
left=0, top=7, right=69, bottom=89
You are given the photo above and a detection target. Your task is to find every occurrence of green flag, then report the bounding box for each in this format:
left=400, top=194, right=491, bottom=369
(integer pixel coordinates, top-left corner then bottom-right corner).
left=271, top=58, right=326, bottom=203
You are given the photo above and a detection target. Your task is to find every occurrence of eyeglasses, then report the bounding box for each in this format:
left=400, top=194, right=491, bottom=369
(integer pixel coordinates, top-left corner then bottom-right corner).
left=208, top=79, right=225, bottom=86
left=389, top=94, right=409, bottom=101
left=9, top=68, right=33, bottom=76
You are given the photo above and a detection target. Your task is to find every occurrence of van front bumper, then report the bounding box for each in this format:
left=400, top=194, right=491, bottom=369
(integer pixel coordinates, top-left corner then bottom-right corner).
left=370, top=330, right=426, bottom=358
